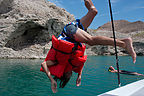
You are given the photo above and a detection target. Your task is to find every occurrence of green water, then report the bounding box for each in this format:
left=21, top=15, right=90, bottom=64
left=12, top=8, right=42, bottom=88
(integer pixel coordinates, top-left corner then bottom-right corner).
left=0, top=56, right=144, bottom=96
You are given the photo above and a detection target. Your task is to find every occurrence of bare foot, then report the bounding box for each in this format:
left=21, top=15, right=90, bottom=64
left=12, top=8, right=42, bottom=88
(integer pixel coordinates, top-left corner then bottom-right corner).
left=51, top=80, right=57, bottom=93
left=122, top=38, right=136, bottom=63
left=76, top=76, right=81, bottom=86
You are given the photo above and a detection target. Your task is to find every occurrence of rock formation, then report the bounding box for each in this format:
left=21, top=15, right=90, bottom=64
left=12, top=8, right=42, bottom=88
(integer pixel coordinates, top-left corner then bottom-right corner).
left=0, top=0, right=144, bottom=59
left=0, top=0, right=74, bottom=58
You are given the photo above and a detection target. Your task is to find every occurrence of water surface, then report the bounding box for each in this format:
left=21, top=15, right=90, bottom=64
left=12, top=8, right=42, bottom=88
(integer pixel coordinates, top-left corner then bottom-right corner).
left=0, top=56, right=144, bottom=96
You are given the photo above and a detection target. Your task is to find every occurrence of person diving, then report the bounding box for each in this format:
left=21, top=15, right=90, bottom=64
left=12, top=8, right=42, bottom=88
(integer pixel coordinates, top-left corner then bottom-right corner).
left=40, top=0, right=137, bottom=93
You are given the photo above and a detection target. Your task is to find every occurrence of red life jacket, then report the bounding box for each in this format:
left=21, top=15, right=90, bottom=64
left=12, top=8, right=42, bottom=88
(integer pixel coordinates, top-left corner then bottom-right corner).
left=40, top=35, right=87, bottom=78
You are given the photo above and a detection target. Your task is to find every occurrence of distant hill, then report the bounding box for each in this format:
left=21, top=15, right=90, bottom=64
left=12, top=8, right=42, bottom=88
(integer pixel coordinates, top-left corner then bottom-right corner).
left=93, top=20, right=144, bottom=43
left=97, top=20, right=144, bottom=33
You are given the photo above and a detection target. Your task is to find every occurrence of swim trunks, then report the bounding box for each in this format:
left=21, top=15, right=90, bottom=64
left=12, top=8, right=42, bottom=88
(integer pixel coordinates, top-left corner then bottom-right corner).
left=63, top=19, right=85, bottom=39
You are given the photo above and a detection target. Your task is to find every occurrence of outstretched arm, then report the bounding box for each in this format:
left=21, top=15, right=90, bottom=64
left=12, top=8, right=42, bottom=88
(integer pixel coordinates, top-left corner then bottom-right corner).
left=41, top=61, right=57, bottom=93
left=76, top=68, right=83, bottom=86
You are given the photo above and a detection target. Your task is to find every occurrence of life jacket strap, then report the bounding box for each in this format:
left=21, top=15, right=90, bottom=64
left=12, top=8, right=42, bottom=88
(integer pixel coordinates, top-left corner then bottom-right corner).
left=51, top=46, right=73, bottom=54
left=51, top=43, right=78, bottom=55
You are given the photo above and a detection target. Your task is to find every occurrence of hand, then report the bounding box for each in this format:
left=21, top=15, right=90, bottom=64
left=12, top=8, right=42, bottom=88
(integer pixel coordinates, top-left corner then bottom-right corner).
left=76, top=75, right=81, bottom=86
left=51, top=80, right=57, bottom=93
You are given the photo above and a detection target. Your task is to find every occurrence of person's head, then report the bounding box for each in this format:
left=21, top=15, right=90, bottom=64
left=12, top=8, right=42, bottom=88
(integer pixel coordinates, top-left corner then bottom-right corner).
left=108, top=66, right=115, bottom=72
left=54, top=71, right=72, bottom=88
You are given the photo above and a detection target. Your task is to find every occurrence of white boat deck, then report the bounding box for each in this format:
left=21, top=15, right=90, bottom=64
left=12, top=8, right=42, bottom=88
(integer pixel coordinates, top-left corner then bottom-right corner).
left=99, top=79, right=144, bottom=96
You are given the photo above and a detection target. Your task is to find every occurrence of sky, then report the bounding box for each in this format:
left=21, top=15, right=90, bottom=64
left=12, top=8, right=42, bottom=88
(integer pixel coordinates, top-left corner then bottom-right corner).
left=47, top=0, right=144, bottom=29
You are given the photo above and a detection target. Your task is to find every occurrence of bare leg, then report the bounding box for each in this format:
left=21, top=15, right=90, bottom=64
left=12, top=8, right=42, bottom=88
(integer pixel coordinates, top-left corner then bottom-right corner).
left=80, top=0, right=98, bottom=29
left=41, top=60, right=57, bottom=93
left=136, top=73, right=144, bottom=76
left=121, top=38, right=136, bottom=63
left=74, top=29, right=125, bottom=47
left=73, top=0, right=136, bottom=63
left=126, top=72, right=144, bottom=76
left=74, top=28, right=136, bottom=63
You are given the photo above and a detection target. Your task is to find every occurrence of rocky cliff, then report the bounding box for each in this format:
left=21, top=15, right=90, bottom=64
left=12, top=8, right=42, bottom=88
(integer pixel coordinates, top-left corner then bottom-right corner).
left=0, top=0, right=74, bottom=58
left=0, top=0, right=144, bottom=59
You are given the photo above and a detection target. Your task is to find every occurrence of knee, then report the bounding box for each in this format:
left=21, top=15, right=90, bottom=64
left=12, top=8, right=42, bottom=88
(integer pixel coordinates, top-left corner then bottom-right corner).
left=92, top=8, right=98, bottom=15
left=89, top=7, right=98, bottom=16
left=84, top=0, right=98, bottom=15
